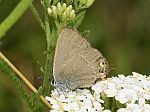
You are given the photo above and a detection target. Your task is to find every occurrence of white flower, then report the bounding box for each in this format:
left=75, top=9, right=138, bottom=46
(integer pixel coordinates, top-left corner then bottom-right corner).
left=139, top=98, right=145, bottom=106
left=50, top=110, right=62, bottom=112
left=46, top=87, right=107, bottom=112
left=104, top=82, right=118, bottom=97
left=117, top=108, right=130, bottom=112
left=45, top=96, right=57, bottom=105
left=115, top=89, right=138, bottom=104
left=93, top=101, right=102, bottom=110
left=143, top=94, right=150, bottom=100
left=92, top=80, right=105, bottom=94
left=46, top=72, right=150, bottom=112
left=117, top=98, right=150, bottom=112
left=104, top=110, right=112, bottom=112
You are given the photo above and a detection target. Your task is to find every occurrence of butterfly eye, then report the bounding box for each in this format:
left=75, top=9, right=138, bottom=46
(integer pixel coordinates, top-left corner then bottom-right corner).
left=51, top=79, right=55, bottom=85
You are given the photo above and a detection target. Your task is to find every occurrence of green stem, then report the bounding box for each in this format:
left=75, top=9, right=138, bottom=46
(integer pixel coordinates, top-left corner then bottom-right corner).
left=43, top=6, right=52, bottom=95
left=111, top=98, right=117, bottom=112
left=30, top=4, right=46, bottom=33
left=43, top=0, right=50, bottom=7
left=101, top=92, right=110, bottom=109
left=0, top=59, right=34, bottom=112
left=0, top=0, right=33, bottom=38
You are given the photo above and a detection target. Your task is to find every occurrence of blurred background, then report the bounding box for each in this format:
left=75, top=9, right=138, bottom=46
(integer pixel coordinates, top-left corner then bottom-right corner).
left=0, top=0, right=150, bottom=111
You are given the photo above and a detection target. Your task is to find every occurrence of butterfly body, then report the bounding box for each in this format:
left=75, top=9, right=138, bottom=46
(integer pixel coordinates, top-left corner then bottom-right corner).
left=53, top=27, right=109, bottom=90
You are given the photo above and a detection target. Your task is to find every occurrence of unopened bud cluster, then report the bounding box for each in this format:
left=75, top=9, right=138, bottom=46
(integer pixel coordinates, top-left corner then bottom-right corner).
left=47, top=2, right=75, bottom=23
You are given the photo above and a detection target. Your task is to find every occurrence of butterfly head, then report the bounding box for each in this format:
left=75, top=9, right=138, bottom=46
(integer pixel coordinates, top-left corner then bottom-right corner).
left=51, top=79, right=72, bottom=91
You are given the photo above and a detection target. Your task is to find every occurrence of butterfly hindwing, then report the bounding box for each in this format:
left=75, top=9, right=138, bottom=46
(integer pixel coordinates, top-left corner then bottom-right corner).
left=53, top=27, right=109, bottom=90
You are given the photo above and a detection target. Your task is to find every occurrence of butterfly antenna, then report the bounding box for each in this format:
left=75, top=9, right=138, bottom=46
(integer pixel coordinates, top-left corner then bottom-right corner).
left=32, top=76, right=43, bottom=80
left=32, top=72, right=53, bottom=84
left=108, top=63, right=116, bottom=70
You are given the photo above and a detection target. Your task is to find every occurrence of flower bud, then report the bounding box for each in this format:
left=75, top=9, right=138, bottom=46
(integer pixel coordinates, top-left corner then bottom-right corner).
left=70, top=10, right=75, bottom=19
left=51, top=6, right=57, bottom=19
left=47, top=2, right=76, bottom=23
left=62, top=12, right=67, bottom=22
left=47, top=7, right=52, bottom=16
left=57, top=2, right=61, bottom=11
left=64, top=9, right=70, bottom=19
left=62, top=3, right=67, bottom=12
left=66, top=5, right=72, bottom=12
left=57, top=2, right=63, bottom=16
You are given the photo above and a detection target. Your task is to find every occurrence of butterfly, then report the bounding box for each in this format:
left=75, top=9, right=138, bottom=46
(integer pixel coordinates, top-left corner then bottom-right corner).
left=52, top=27, right=109, bottom=91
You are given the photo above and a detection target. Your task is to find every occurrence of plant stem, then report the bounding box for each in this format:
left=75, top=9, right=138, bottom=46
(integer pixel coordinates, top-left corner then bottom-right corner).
left=43, top=0, right=50, bottom=7
left=30, top=4, right=46, bottom=33
left=42, top=7, right=53, bottom=95
left=0, top=52, right=52, bottom=109
left=0, top=0, right=33, bottom=38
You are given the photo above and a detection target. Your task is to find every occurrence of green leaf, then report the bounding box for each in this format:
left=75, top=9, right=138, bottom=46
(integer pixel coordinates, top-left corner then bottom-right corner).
left=0, top=59, right=35, bottom=112
left=64, top=0, right=73, bottom=5
left=30, top=4, right=46, bottom=33
left=52, top=0, right=59, bottom=5
left=81, top=30, right=90, bottom=38
left=31, top=86, right=45, bottom=112
left=68, top=10, right=86, bottom=28
left=0, top=0, right=33, bottom=38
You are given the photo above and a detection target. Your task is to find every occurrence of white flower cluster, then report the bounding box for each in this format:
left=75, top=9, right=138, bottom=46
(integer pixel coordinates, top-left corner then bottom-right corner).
left=47, top=2, right=75, bottom=22
left=46, top=89, right=110, bottom=112
left=92, top=72, right=150, bottom=104
left=46, top=72, right=150, bottom=112
left=118, top=98, right=150, bottom=112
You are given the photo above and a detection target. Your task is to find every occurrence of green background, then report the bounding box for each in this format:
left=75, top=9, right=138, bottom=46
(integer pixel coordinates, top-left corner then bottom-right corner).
left=0, top=0, right=150, bottom=111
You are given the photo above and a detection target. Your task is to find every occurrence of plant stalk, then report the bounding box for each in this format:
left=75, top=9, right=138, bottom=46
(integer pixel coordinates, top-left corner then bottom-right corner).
left=0, top=52, right=52, bottom=109
left=0, top=0, right=33, bottom=38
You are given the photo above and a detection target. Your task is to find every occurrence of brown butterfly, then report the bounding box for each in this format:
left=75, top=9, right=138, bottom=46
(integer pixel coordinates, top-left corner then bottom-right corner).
left=53, top=27, right=109, bottom=90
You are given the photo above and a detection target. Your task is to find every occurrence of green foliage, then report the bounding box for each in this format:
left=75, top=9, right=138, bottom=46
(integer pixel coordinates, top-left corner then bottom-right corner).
left=100, top=92, right=126, bottom=111
left=0, top=59, right=35, bottom=112
left=0, top=0, right=33, bottom=38
left=0, top=0, right=95, bottom=111
left=31, top=0, right=92, bottom=97
left=81, top=29, right=90, bottom=38
left=68, top=10, right=86, bottom=28
left=1, top=0, right=150, bottom=111
left=31, top=86, right=45, bottom=112
left=30, top=4, right=46, bottom=33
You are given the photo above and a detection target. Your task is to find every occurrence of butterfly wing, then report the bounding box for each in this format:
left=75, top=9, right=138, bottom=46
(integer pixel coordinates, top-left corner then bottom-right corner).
left=53, top=27, right=109, bottom=90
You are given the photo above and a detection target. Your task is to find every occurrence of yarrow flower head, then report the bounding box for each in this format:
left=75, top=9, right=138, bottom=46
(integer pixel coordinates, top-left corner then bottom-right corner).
left=46, top=89, right=109, bottom=112
left=47, top=2, right=76, bottom=23
left=46, top=72, right=150, bottom=112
